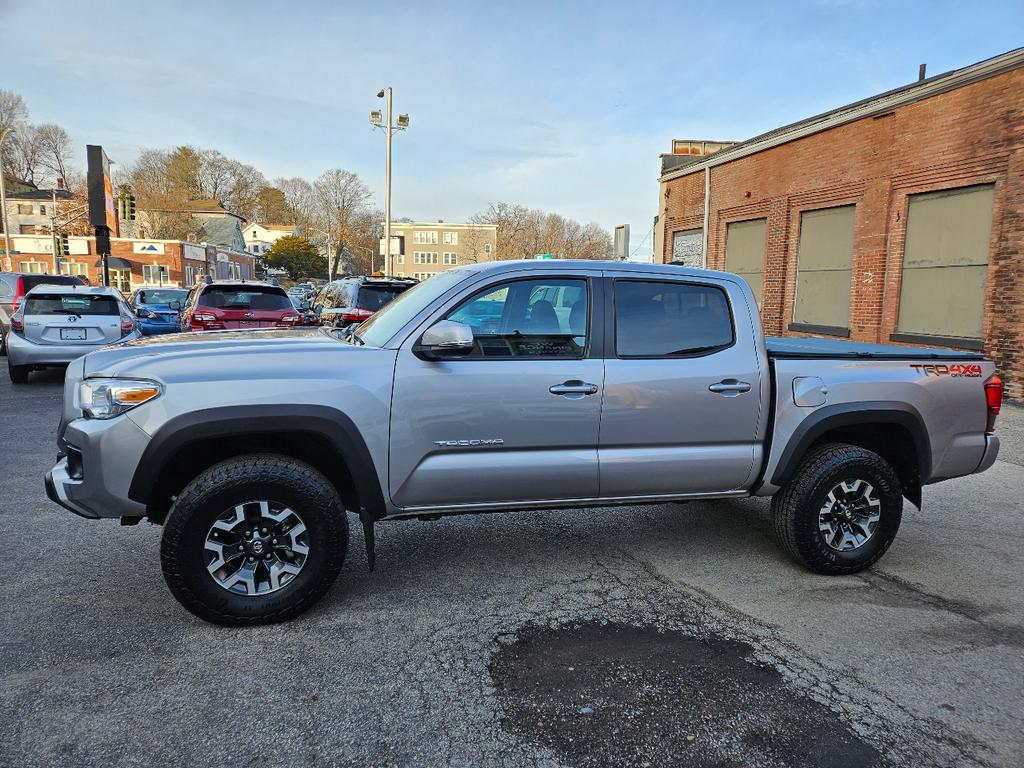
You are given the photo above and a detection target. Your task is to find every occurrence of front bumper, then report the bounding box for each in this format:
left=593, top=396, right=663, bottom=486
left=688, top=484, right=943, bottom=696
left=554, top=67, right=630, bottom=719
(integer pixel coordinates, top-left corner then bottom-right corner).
left=44, top=415, right=151, bottom=520
left=8, top=330, right=142, bottom=367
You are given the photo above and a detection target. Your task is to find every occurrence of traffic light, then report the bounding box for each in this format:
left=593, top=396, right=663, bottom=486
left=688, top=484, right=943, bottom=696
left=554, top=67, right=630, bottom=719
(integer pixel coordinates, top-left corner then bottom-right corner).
left=118, top=189, right=136, bottom=220
left=59, top=234, right=69, bottom=256
left=127, top=193, right=136, bottom=221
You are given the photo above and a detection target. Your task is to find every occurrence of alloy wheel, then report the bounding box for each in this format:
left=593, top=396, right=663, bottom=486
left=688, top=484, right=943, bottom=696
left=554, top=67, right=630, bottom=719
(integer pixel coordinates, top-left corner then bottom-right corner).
left=818, top=478, right=881, bottom=552
left=204, top=500, right=310, bottom=595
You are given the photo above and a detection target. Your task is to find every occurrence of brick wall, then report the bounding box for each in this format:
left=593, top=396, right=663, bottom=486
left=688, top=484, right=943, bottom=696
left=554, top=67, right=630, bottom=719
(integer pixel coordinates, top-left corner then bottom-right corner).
left=661, top=66, right=1024, bottom=398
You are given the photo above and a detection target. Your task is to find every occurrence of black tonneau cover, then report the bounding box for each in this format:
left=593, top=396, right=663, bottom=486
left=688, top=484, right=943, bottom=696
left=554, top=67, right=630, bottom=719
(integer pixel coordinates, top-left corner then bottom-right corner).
left=766, top=336, right=984, bottom=360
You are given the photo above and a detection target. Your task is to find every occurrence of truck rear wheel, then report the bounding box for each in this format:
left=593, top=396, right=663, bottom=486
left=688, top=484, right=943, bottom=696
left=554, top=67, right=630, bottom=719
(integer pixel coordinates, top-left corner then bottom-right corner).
left=772, top=443, right=902, bottom=575
left=161, top=454, right=348, bottom=625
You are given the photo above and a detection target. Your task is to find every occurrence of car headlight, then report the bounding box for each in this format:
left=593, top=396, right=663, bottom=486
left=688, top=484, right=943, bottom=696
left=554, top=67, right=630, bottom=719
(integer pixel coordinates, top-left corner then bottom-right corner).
left=77, top=378, right=163, bottom=419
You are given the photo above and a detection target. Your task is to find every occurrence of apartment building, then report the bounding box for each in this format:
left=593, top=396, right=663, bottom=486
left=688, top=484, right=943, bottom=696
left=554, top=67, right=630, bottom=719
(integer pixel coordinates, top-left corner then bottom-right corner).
left=382, top=221, right=498, bottom=280
left=242, top=222, right=298, bottom=256
left=2, top=188, right=74, bottom=235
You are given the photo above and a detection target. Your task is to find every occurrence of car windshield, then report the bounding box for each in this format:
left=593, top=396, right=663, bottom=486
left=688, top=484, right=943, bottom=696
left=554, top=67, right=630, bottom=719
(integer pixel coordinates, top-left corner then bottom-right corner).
left=198, top=286, right=292, bottom=310
left=357, top=284, right=408, bottom=311
left=356, top=271, right=471, bottom=346
left=136, top=289, right=188, bottom=305
left=25, top=293, right=119, bottom=316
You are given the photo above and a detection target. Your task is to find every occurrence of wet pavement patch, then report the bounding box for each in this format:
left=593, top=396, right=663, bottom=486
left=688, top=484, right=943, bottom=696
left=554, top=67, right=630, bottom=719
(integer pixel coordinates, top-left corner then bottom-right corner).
left=490, top=621, right=881, bottom=768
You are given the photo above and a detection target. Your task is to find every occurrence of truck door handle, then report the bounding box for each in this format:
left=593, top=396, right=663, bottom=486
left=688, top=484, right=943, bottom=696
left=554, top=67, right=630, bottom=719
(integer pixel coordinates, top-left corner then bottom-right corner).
left=708, top=379, right=751, bottom=396
left=549, top=380, right=599, bottom=398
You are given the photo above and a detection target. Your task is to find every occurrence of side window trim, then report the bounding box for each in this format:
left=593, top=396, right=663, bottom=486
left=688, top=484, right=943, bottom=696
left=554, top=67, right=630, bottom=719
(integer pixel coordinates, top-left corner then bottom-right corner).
left=611, top=277, right=737, bottom=360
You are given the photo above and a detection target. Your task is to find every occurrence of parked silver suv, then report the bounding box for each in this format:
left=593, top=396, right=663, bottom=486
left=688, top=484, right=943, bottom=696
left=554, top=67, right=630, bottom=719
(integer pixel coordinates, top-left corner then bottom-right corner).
left=7, top=284, right=141, bottom=383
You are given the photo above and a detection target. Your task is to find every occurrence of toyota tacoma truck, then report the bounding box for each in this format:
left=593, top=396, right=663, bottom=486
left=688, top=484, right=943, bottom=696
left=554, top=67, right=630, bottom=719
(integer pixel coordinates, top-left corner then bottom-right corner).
left=44, top=260, right=1003, bottom=625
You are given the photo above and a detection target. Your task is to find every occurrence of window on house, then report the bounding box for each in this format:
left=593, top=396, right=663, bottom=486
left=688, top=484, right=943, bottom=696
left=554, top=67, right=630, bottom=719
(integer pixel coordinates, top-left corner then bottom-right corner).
left=443, top=232, right=458, bottom=245
left=40, top=205, right=46, bottom=215
left=414, top=251, right=438, bottom=265
left=792, top=206, right=855, bottom=331
left=395, top=254, right=404, bottom=264
left=725, top=219, right=766, bottom=307
left=443, top=252, right=458, bottom=265
left=413, top=272, right=438, bottom=281
left=413, top=231, right=438, bottom=244
left=895, top=185, right=994, bottom=342
left=671, top=228, right=703, bottom=268
left=19, top=261, right=47, bottom=273
left=59, top=262, right=88, bottom=277
left=17, top=204, right=33, bottom=215
left=143, top=264, right=170, bottom=285
left=484, top=244, right=492, bottom=254
left=185, top=266, right=195, bottom=285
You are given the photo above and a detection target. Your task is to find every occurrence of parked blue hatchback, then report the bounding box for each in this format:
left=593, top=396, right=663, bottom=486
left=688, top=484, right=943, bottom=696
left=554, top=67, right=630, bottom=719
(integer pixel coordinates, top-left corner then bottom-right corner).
left=130, top=287, right=189, bottom=335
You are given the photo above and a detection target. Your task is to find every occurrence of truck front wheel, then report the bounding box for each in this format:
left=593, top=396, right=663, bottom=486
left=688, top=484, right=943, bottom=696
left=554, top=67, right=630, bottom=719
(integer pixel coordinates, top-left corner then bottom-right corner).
left=772, top=443, right=902, bottom=575
left=161, top=454, right=348, bottom=625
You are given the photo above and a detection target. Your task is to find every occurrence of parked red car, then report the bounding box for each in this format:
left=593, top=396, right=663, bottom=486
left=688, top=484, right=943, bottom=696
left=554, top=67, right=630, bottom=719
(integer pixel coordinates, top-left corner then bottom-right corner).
left=181, top=281, right=303, bottom=332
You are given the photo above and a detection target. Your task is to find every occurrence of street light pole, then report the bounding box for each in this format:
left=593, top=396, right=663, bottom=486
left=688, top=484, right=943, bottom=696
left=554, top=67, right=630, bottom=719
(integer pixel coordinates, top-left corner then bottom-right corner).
left=372, top=89, right=408, bottom=278
left=0, top=127, right=12, bottom=270
left=383, top=87, right=393, bottom=277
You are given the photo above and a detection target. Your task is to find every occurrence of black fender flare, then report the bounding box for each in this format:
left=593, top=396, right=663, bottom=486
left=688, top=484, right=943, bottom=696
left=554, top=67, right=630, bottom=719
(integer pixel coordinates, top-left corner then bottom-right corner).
left=769, top=401, right=932, bottom=492
left=127, top=405, right=386, bottom=518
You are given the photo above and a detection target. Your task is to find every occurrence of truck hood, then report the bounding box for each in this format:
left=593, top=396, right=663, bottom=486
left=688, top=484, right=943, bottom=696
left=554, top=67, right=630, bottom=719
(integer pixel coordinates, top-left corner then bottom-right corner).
left=82, top=327, right=356, bottom=377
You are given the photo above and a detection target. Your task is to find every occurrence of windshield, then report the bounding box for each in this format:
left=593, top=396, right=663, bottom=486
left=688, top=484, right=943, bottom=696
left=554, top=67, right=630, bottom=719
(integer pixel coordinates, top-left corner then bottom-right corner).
left=198, top=286, right=292, bottom=311
left=357, top=271, right=471, bottom=347
left=136, top=289, right=188, bottom=305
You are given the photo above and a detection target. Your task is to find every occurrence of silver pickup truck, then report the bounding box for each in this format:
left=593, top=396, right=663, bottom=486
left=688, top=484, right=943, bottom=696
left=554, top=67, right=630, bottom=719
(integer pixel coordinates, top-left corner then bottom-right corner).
left=45, top=261, right=1003, bottom=625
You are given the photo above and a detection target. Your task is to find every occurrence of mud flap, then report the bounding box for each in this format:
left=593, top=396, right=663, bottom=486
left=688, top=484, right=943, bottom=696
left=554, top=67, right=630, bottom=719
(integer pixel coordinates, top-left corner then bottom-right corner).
left=358, top=506, right=376, bottom=571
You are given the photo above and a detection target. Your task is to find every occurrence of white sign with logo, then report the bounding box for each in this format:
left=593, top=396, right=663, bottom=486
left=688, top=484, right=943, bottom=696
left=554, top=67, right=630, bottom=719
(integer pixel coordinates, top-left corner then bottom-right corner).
left=183, top=243, right=206, bottom=261
left=133, top=242, right=165, bottom=255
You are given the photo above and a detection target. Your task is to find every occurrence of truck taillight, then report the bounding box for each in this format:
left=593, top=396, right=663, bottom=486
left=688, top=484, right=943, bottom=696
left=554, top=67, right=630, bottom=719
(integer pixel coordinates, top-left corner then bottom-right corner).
left=984, top=375, right=1003, bottom=434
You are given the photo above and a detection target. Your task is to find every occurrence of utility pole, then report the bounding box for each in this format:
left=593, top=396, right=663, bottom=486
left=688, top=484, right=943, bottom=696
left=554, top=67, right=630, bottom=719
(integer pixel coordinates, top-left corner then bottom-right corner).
left=51, top=188, right=62, bottom=275
left=0, top=127, right=12, bottom=270
left=371, top=89, right=409, bottom=277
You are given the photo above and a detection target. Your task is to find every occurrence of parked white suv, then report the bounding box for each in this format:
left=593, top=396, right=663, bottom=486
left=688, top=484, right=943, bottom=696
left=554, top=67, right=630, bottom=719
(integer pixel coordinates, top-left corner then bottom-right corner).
left=7, top=284, right=141, bottom=383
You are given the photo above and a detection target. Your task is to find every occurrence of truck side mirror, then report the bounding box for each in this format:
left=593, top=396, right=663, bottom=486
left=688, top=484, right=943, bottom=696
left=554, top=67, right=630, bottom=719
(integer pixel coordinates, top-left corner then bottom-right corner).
left=415, top=320, right=475, bottom=360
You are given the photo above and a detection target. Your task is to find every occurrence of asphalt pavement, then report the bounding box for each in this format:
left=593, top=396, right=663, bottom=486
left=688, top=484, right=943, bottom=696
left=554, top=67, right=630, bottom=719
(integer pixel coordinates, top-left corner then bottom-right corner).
left=1, top=367, right=1021, bottom=768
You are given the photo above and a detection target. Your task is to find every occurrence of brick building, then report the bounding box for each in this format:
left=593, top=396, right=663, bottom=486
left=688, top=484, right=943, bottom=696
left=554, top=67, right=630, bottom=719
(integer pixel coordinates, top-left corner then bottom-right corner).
left=6, top=234, right=256, bottom=293
left=656, top=48, right=1024, bottom=397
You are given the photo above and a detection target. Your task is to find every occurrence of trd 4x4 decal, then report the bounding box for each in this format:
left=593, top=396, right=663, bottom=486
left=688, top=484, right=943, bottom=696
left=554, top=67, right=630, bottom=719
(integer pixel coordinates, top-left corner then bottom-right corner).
left=911, top=363, right=982, bottom=378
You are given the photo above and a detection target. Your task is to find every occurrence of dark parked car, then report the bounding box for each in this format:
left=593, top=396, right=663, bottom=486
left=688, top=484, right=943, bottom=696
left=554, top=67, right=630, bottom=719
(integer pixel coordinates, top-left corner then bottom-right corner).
left=180, top=280, right=303, bottom=332
left=311, top=276, right=417, bottom=328
left=130, top=287, right=189, bottom=336
left=1, top=272, right=87, bottom=356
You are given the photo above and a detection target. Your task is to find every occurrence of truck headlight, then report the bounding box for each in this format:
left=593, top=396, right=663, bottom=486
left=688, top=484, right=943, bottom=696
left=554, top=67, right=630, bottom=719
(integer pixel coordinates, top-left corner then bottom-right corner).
left=78, top=378, right=163, bottom=419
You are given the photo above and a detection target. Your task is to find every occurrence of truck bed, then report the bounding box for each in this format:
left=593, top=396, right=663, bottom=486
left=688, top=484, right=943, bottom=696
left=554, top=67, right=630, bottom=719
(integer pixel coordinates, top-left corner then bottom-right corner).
left=766, top=336, right=984, bottom=360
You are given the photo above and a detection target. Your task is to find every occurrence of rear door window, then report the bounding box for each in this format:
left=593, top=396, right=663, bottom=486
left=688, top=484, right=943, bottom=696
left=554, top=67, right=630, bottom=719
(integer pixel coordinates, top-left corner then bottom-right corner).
left=25, top=294, right=120, bottom=316
left=357, top=285, right=407, bottom=311
left=197, top=286, right=291, bottom=310
left=614, top=280, right=733, bottom=357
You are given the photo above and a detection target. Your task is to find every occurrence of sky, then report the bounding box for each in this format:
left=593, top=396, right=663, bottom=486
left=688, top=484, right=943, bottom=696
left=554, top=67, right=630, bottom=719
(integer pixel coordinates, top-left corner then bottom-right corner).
left=2, top=0, right=1022, bottom=261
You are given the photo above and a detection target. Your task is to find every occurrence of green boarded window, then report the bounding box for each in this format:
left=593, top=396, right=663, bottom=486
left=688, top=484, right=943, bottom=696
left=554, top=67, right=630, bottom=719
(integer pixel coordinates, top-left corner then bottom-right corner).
left=725, top=219, right=766, bottom=306
left=793, top=206, right=855, bottom=329
left=897, top=185, right=993, bottom=340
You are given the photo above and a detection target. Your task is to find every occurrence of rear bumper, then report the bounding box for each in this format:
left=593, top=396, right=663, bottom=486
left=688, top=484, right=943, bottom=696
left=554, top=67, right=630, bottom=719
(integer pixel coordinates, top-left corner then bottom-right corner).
left=8, top=330, right=142, bottom=366
left=976, top=434, right=1000, bottom=474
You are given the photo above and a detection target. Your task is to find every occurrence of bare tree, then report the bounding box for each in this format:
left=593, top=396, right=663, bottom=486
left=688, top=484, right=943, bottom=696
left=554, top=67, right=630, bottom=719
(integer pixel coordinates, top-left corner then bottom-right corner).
left=7, top=124, right=45, bottom=187
left=314, top=169, right=373, bottom=273
left=471, top=201, right=612, bottom=261
left=35, top=123, right=73, bottom=184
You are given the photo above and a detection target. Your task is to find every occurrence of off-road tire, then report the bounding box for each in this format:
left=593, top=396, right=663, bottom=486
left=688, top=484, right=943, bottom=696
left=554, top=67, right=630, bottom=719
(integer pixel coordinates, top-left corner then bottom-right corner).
left=772, top=443, right=902, bottom=575
left=161, top=454, right=348, bottom=625
left=8, top=357, right=29, bottom=383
